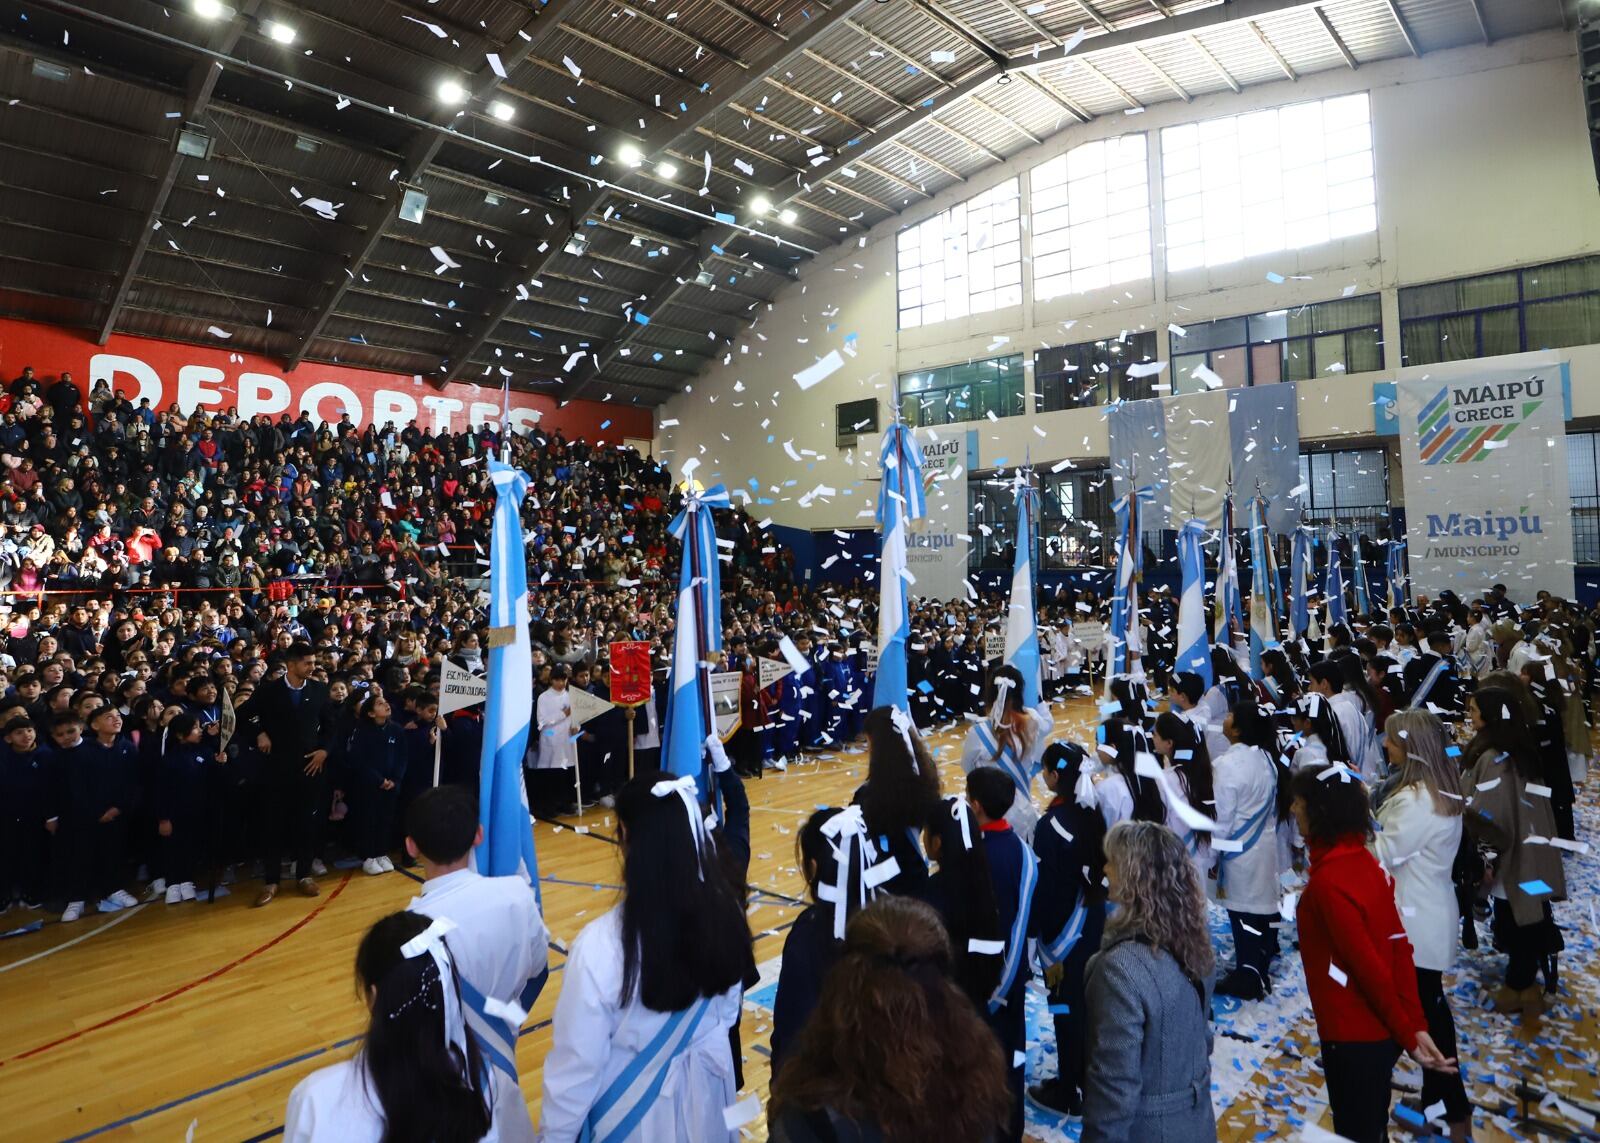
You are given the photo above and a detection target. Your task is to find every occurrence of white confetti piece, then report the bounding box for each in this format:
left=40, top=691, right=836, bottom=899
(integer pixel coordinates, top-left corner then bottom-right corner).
left=1327, top=963, right=1347, bottom=986
left=1191, top=363, right=1225, bottom=389
left=793, top=350, right=844, bottom=390
left=931, top=50, right=957, bottom=63
left=402, top=16, right=447, bottom=37
left=206, top=325, right=232, bottom=339
left=430, top=245, right=461, bottom=269
left=723, top=1093, right=762, bottom=1131
left=563, top=55, right=582, bottom=79
left=486, top=52, right=506, bottom=78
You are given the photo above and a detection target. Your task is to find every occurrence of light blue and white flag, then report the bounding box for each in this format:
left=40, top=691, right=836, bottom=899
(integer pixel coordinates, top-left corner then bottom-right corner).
left=1386, top=538, right=1408, bottom=609
left=1326, top=530, right=1350, bottom=628
left=478, top=458, right=540, bottom=890
left=663, top=482, right=730, bottom=796
left=1289, top=526, right=1313, bottom=637
left=872, top=422, right=927, bottom=713
left=1246, top=496, right=1280, bottom=679
left=1350, top=533, right=1372, bottom=617
left=1176, top=517, right=1212, bottom=686
left=1109, top=483, right=1149, bottom=678
left=1003, top=472, right=1042, bottom=708
left=1215, top=493, right=1243, bottom=651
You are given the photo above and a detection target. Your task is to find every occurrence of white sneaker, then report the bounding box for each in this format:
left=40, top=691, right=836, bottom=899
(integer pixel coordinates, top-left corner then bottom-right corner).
left=97, top=898, right=121, bottom=914
left=377, top=856, right=394, bottom=873
left=598, top=795, right=615, bottom=808
left=311, top=859, right=328, bottom=876
left=109, top=889, right=140, bottom=909
left=148, top=878, right=167, bottom=896
left=61, top=901, right=84, bottom=923
left=179, top=882, right=197, bottom=901
left=165, top=884, right=183, bottom=905
left=362, top=858, right=384, bottom=876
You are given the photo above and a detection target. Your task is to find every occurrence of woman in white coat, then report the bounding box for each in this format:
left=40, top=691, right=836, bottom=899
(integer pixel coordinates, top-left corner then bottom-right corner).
left=1372, top=710, right=1470, bottom=1141
left=1212, top=700, right=1287, bottom=1001
left=539, top=771, right=756, bottom=1143
left=959, top=665, right=1052, bottom=844
left=285, top=911, right=508, bottom=1143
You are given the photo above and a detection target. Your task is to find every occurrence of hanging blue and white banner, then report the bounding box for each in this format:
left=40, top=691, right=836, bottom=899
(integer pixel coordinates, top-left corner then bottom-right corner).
left=663, top=482, right=730, bottom=796
left=1289, top=526, right=1313, bottom=637
left=1215, top=494, right=1243, bottom=650
left=1396, top=356, right=1574, bottom=599
left=873, top=423, right=927, bottom=713
left=1003, top=475, right=1042, bottom=708
left=1386, top=539, right=1408, bottom=608
left=1246, top=496, right=1280, bottom=679
left=1326, top=531, right=1349, bottom=628
left=906, top=428, right=972, bottom=602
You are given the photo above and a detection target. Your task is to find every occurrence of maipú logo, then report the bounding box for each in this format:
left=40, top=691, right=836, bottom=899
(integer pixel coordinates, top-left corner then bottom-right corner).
left=1416, top=377, right=1546, bottom=465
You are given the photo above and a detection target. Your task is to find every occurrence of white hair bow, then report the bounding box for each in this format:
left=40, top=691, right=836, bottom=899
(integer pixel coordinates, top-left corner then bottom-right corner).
left=988, top=674, right=1014, bottom=727
left=816, top=805, right=896, bottom=939
left=888, top=705, right=918, bottom=762
left=944, top=793, right=975, bottom=851
left=397, top=916, right=474, bottom=1087
left=1074, top=756, right=1098, bottom=811
left=652, top=774, right=710, bottom=880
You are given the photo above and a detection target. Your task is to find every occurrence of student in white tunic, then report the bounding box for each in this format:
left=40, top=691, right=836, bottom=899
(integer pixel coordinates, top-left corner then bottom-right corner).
left=1211, top=700, right=1286, bottom=1001
left=1308, top=662, right=1380, bottom=782
left=959, top=665, right=1053, bottom=844
left=534, top=668, right=580, bottom=771
left=1371, top=710, right=1471, bottom=1140
left=285, top=911, right=508, bottom=1143
left=539, top=770, right=755, bottom=1143
left=1150, top=711, right=1215, bottom=884
left=405, top=787, right=550, bottom=1143
left=1171, top=671, right=1232, bottom=763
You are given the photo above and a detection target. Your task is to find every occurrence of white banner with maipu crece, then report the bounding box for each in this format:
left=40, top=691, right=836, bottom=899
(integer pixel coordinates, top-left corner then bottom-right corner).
left=905, top=428, right=973, bottom=602
left=1396, top=354, right=1574, bottom=600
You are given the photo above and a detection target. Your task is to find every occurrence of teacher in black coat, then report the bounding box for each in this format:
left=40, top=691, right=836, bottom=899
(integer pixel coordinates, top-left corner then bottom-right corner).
left=244, top=641, right=332, bottom=906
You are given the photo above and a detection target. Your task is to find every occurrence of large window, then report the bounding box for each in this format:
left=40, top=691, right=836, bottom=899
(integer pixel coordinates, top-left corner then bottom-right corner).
left=1170, top=294, right=1383, bottom=393
left=900, top=354, right=1024, bottom=427
left=1161, top=93, right=1375, bottom=273
left=1567, top=432, right=1600, bottom=564
left=896, top=179, right=1022, bottom=329
left=1399, top=256, right=1600, bottom=366
left=1036, top=331, right=1160, bottom=410
left=1297, top=447, right=1390, bottom=539
left=1030, top=135, right=1151, bottom=300
left=969, top=467, right=1113, bottom=571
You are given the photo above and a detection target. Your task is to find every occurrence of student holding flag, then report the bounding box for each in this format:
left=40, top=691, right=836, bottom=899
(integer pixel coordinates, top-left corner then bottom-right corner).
left=961, top=665, right=1052, bottom=843
left=539, top=771, right=755, bottom=1143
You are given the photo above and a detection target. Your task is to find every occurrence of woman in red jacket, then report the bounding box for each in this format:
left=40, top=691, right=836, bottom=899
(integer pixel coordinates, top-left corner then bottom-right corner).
left=1290, top=765, right=1456, bottom=1142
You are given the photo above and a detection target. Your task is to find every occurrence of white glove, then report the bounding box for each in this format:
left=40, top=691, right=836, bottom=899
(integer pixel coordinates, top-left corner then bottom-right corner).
left=705, top=733, right=732, bottom=773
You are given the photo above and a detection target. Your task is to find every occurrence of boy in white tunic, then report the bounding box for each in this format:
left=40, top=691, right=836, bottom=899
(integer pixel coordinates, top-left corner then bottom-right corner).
left=406, top=786, right=549, bottom=1143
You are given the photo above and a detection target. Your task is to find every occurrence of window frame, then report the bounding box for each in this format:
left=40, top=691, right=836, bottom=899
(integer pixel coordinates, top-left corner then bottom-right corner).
left=1399, top=256, right=1600, bottom=366
left=1169, top=294, right=1384, bottom=393
left=1028, top=134, right=1153, bottom=302
left=1035, top=331, right=1161, bottom=411
left=895, top=178, right=1023, bottom=330
left=898, top=354, right=1025, bottom=428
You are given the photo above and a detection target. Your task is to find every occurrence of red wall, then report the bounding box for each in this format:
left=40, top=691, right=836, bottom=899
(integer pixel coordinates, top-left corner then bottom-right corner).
left=0, top=318, right=652, bottom=445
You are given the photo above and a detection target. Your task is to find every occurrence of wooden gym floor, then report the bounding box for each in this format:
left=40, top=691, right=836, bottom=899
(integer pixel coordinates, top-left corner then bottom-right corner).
left=2, top=693, right=1596, bottom=1142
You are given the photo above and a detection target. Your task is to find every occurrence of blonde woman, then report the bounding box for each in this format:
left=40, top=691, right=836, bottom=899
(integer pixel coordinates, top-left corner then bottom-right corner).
left=1082, top=820, right=1216, bottom=1143
left=1374, top=710, right=1469, bottom=1140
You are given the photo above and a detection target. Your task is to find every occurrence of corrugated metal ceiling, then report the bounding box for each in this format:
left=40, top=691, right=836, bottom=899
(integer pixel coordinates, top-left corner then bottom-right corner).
left=0, top=0, right=1568, bottom=405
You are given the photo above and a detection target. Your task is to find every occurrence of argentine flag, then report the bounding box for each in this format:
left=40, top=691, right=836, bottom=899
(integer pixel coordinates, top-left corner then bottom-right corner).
left=1109, top=484, right=1146, bottom=678
left=1215, top=494, right=1243, bottom=651
left=478, top=458, right=540, bottom=888
left=872, top=422, right=927, bottom=714
left=1003, top=474, right=1042, bottom=708
left=1386, top=539, right=1408, bottom=608
left=1289, top=526, right=1313, bottom=637
left=1176, top=518, right=1211, bottom=686
left=1350, top=532, right=1372, bottom=617
left=1326, top=530, right=1350, bottom=628
left=663, top=483, right=730, bottom=796
left=1246, top=496, right=1280, bottom=678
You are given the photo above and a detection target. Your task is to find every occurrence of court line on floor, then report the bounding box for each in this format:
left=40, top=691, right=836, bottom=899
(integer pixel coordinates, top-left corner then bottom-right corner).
left=2, top=873, right=354, bottom=1067
left=0, top=903, right=148, bottom=974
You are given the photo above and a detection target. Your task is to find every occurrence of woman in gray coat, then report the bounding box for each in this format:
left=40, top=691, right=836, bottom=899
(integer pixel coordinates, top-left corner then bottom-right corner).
left=1082, top=820, right=1217, bottom=1143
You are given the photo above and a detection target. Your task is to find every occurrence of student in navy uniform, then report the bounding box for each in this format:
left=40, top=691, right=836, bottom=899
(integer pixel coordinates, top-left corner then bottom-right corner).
left=61, top=707, right=140, bottom=921
left=349, top=692, right=407, bottom=876
left=819, top=644, right=853, bottom=748
left=770, top=806, right=881, bottom=1081
left=851, top=706, right=941, bottom=897
left=1028, top=742, right=1108, bottom=1122
left=156, top=712, right=212, bottom=904
left=0, top=718, right=56, bottom=909
left=921, top=792, right=1004, bottom=1013
left=968, top=766, right=1038, bottom=1143
left=790, top=633, right=823, bottom=752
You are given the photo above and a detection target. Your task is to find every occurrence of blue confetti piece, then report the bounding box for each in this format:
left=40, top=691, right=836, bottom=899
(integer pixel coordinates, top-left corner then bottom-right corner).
left=712, top=244, right=725, bottom=255
left=1047, top=1003, right=1071, bottom=1015
left=917, top=680, right=934, bottom=694
left=1394, top=1106, right=1426, bottom=1127
left=905, top=65, right=920, bottom=74
left=633, top=311, right=650, bottom=325
left=714, top=211, right=736, bottom=224
left=1266, top=271, right=1286, bottom=283
left=1520, top=879, right=1554, bottom=896
left=600, top=420, right=611, bottom=430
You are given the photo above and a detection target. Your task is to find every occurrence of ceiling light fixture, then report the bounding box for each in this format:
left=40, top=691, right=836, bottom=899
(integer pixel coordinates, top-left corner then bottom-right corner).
left=778, top=207, right=798, bottom=225
left=694, top=268, right=715, bottom=287
left=437, top=79, right=468, bottom=105
left=399, top=185, right=429, bottom=224
left=618, top=143, right=644, bottom=167
left=749, top=194, right=772, bottom=216
left=657, top=160, right=679, bottom=179
left=192, top=0, right=230, bottom=18
left=489, top=99, right=515, bottom=121
left=563, top=232, right=590, bottom=257
left=264, top=20, right=296, bottom=44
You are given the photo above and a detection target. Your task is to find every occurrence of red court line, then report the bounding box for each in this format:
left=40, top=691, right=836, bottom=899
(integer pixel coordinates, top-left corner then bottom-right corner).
left=2, top=872, right=353, bottom=1066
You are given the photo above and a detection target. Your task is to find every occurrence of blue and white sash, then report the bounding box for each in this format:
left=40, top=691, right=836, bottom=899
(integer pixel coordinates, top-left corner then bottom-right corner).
left=974, top=721, right=1032, bottom=800
left=582, top=997, right=714, bottom=1143
left=458, top=975, right=522, bottom=1080
left=988, top=844, right=1038, bottom=1015
left=1035, top=896, right=1088, bottom=972
left=1216, top=800, right=1272, bottom=865
left=1409, top=658, right=1450, bottom=711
